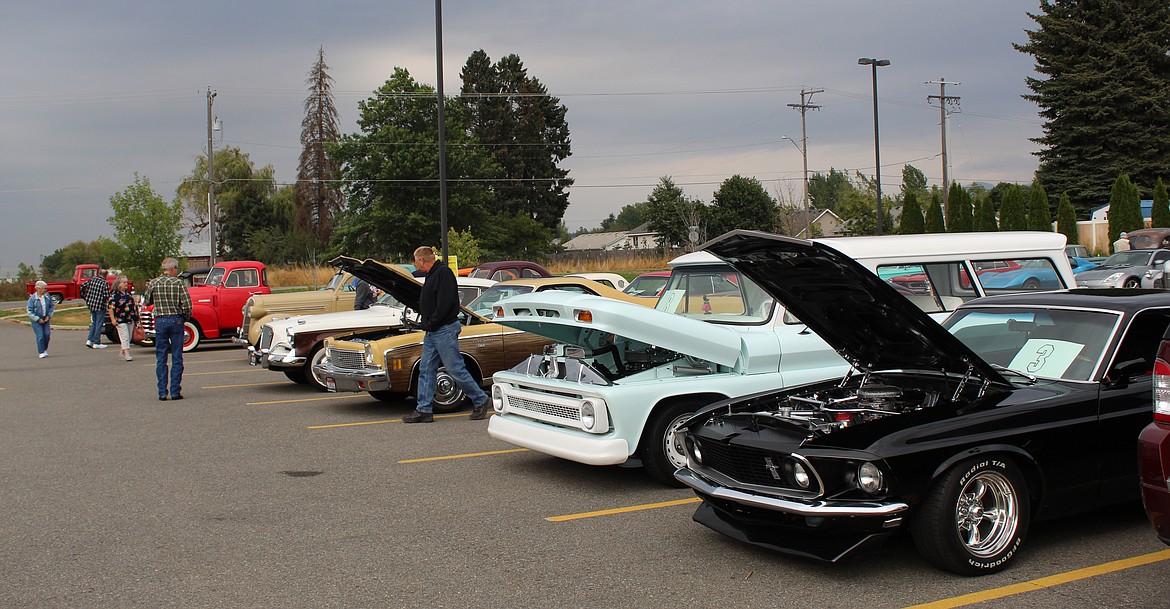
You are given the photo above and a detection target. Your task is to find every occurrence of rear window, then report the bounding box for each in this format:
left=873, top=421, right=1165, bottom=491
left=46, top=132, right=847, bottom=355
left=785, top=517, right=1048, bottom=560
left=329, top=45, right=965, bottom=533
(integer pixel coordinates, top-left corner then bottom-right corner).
left=655, top=266, right=773, bottom=324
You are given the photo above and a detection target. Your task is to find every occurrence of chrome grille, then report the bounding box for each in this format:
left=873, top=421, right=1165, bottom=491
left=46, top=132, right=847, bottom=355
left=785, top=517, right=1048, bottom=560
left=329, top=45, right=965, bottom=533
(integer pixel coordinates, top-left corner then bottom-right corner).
left=140, top=309, right=155, bottom=332
left=507, top=396, right=580, bottom=422
left=329, top=348, right=369, bottom=370
left=258, top=326, right=274, bottom=351
left=239, top=311, right=251, bottom=340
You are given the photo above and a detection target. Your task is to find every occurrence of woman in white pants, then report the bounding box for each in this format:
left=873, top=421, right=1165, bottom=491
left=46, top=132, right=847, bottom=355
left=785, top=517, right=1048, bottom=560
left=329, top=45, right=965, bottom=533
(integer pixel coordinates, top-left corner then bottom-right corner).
left=107, top=276, right=139, bottom=361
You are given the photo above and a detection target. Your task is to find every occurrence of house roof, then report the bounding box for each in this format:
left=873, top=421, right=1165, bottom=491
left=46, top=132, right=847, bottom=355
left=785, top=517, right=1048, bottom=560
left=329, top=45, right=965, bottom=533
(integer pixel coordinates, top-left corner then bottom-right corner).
left=1092, top=200, right=1153, bottom=220
left=562, top=231, right=629, bottom=251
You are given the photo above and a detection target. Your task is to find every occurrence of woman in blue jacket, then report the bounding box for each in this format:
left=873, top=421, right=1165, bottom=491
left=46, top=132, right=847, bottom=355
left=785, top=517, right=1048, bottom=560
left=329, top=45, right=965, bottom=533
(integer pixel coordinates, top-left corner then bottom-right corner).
left=27, top=280, right=55, bottom=358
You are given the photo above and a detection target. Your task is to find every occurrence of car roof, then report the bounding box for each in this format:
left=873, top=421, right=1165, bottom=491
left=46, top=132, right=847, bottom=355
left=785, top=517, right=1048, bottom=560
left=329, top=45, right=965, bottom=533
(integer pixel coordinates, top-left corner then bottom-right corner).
left=964, top=288, right=1170, bottom=314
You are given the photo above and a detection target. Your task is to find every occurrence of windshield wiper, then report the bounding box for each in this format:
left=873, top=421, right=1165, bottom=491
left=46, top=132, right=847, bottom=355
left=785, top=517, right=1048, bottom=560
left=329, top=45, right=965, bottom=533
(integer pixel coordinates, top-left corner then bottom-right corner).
left=990, top=363, right=1037, bottom=384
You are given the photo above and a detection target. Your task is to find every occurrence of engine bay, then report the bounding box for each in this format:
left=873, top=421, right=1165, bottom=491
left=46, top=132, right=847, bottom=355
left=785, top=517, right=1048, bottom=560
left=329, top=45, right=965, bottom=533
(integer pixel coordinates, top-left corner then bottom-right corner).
left=735, top=380, right=941, bottom=433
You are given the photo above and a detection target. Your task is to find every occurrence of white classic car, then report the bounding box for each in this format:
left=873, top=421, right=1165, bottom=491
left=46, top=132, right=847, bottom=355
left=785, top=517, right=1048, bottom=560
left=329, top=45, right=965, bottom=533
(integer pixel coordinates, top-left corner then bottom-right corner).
left=487, top=231, right=1077, bottom=485
left=253, top=270, right=494, bottom=391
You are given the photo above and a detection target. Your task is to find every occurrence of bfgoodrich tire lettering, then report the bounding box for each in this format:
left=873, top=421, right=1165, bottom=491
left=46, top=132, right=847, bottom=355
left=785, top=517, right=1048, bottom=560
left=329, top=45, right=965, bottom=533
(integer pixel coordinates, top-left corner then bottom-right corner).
left=911, top=457, right=1030, bottom=575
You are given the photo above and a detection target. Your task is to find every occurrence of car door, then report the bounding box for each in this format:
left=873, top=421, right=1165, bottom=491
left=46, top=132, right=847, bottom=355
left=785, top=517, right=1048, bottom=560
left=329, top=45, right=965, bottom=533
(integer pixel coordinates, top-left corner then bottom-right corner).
left=219, top=268, right=263, bottom=330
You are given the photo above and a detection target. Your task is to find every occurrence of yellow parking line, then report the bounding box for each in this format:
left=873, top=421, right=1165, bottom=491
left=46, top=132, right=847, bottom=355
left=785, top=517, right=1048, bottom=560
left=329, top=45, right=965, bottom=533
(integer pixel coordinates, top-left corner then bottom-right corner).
left=142, top=358, right=243, bottom=366
left=186, top=368, right=265, bottom=377
left=307, top=412, right=469, bottom=429
left=905, top=548, right=1170, bottom=609
left=399, top=448, right=530, bottom=463
left=248, top=394, right=370, bottom=405
left=546, top=497, right=701, bottom=522
left=203, top=381, right=290, bottom=389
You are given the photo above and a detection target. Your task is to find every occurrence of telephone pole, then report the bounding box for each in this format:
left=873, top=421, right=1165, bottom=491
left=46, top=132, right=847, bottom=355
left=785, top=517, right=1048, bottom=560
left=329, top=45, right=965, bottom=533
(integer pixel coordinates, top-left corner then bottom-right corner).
left=927, top=79, right=960, bottom=217
left=787, top=87, right=822, bottom=237
left=206, top=87, right=217, bottom=265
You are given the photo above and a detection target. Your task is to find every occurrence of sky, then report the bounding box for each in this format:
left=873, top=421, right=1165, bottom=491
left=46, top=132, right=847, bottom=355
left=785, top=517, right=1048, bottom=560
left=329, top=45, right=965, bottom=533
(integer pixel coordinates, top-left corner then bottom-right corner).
left=0, top=1, right=1047, bottom=277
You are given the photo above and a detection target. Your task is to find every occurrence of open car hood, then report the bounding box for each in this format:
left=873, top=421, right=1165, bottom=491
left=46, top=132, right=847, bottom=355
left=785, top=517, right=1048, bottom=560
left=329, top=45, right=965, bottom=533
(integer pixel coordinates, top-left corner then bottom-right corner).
left=703, top=230, right=1007, bottom=385
left=493, top=290, right=745, bottom=368
left=329, top=257, right=487, bottom=322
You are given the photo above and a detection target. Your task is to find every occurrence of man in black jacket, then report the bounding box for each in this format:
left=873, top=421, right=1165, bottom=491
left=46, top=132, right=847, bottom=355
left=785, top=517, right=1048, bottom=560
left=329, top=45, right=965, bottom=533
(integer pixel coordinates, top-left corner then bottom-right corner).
left=402, top=246, right=490, bottom=423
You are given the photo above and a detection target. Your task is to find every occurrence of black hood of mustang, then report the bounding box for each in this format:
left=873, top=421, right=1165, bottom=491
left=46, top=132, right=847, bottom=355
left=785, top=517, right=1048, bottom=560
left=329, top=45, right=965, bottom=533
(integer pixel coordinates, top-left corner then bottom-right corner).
left=702, top=230, right=1007, bottom=385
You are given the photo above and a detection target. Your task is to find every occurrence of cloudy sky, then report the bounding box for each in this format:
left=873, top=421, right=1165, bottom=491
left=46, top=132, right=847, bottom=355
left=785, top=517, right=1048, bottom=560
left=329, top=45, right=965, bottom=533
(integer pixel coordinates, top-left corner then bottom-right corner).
left=0, top=1, right=1046, bottom=277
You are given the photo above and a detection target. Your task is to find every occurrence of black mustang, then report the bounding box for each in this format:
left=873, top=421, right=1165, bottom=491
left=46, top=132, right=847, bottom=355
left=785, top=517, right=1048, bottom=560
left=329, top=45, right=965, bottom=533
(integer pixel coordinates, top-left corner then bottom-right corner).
left=675, top=230, right=1170, bottom=575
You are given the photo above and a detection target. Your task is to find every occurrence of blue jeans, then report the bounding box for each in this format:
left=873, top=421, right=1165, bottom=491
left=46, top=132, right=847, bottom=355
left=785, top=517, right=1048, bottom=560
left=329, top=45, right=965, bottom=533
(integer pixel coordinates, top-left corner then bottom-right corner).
left=87, top=308, right=107, bottom=344
left=32, top=320, right=50, bottom=354
left=154, top=316, right=185, bottom=398
left=415, top=321, right=487, bottom=413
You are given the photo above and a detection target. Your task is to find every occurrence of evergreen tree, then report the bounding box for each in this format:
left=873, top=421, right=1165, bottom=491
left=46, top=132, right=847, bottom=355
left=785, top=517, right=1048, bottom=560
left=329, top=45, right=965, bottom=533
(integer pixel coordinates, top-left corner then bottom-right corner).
left=296, top=47, right=344, bottom=248
left=899, top=191, right=925, bottom=234
left=1152, top=178, right=1170, bottom=228
left=974, top=196, right=999, bottom=232
left=1027, top=180, right=1053, bottom=231
left=999, top=185, right=1028, bottom=231
left=1016, top=0, right=1170, bottom=217
left=644, top=177, right=708, bottom=250
left=1056, top=192, right=1078, bottom=245
left=945, top=183, right=974, bottom=232
left=1108, top=173, right=1144, bottom=243
left=924, top=191, right=945, bottom=233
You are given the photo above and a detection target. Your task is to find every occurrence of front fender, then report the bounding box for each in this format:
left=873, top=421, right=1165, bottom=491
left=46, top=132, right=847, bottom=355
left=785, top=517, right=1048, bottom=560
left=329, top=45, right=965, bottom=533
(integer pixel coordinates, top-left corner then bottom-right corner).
left=190, top=304, right=220, bottom=339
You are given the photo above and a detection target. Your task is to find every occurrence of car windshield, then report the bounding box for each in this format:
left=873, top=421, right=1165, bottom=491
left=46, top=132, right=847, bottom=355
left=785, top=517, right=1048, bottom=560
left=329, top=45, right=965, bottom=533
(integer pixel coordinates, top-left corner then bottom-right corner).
left=203, top=267, right=225, bottom=286
left=624, top=275, right=669, bottom=297
left=373, top=292, right=405, bottom=308
left=467, top=284, right=535, bottom=317
left=1100, top=251, right=1154, bottom=267
left=943, top=307, right=1120, bottom=381
left=655, top=266, right=774, bottom=324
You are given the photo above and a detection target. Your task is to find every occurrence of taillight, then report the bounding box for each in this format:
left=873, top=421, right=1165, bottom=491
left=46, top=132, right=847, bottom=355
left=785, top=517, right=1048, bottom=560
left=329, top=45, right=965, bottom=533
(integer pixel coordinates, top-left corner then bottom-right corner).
left=1154, top=341, right=1170, bottom=423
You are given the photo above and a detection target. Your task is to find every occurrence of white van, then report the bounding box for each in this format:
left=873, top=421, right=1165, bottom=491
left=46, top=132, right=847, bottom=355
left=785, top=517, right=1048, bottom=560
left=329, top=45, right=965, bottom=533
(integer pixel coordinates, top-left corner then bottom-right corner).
left=487, top=231, right=1075, bottom=485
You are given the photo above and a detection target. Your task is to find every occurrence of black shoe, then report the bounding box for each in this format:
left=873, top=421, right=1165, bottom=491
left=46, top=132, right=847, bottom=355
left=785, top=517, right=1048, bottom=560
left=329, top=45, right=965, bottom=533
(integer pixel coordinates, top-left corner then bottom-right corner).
left=158, top=396, right=168, bottom=401
left=469, top=403, right=490, bottom=420
left=171, top=395, right=184, bottom=401
left=401, top=410, right=434, bottom=423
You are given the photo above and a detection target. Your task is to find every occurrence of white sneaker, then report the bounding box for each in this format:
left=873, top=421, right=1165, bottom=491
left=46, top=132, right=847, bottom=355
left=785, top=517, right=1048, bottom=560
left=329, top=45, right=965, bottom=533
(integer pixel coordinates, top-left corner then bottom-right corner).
left=38, top=352, right=47, bottom=359
left=125, top=354, right=133, bottom=362
left=85, top=340, right=92, bottom=347
left=93, top=344, right=108, bottom=349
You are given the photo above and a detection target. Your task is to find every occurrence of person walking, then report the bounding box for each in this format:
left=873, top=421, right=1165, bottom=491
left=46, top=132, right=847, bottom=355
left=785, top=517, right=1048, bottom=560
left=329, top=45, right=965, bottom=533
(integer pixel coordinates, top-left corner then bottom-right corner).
left=142, top=258, right=192, bottom=401
left=401, top=246, right=490, bottom=423
left=107, top=275, right=138, bottom=362
left=80, top=269, right=111, bottom=348
left=27, top=280, right=54, bottom=358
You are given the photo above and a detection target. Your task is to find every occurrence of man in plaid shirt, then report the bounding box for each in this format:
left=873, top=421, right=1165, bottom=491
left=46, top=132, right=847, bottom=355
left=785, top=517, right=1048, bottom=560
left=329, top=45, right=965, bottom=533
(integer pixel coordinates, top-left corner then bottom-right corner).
left=80, top=269, right=111, bottom=349
left=143, top=257, right=193, bottom=401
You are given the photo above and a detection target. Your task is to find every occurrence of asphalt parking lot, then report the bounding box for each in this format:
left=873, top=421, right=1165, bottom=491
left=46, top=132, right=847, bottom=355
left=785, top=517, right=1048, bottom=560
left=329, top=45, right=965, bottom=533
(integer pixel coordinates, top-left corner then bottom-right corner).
left=1, top=316, right=1168, bottom=608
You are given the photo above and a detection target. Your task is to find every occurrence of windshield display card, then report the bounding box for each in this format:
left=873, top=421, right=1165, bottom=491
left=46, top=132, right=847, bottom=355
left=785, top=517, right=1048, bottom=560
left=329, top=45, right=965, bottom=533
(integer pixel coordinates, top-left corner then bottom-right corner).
left=1008, top=339, right=1085, bottom=377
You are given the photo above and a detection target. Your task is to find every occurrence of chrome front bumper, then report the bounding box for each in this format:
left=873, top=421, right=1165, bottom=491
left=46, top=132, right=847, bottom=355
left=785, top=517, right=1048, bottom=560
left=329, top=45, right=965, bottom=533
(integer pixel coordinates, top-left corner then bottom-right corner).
left=313, top=363, right=391, bottom=392
left=674, top=468, right=909, bottom=519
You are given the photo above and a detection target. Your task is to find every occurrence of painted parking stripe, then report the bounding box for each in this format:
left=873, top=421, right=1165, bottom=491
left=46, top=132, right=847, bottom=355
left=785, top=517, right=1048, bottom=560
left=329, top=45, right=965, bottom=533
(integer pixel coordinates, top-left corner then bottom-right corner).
left=399, top=448, right=529, bottom=464
left=307, top=412, right=470, bottom=429
left=904, top=548, right=1170, bottom=609
left=247, top=394, right=370, bottom=405
left=546, top=497, right=701, bottom=522
left=142, top=358, right=243, bottom=366
left=203, top=381, right=290, bottom=389
left=185, top=368, right=265, bottom=377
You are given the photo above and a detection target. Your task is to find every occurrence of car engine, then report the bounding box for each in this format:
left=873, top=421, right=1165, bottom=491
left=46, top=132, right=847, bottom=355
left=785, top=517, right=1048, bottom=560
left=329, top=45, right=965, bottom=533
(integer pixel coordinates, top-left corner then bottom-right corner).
left=744, top=382, right=939, bottom=433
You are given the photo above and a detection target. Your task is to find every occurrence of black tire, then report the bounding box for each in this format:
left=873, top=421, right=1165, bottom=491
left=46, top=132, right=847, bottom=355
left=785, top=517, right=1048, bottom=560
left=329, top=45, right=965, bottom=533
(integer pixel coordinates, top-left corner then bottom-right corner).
left=911, top=457, right=1030, bottom=575
left=1022, top=278, right=1042, bottom=289
left=104, top=325, right=119, bottom=343
left=283, top=369, right=309, bottom=384
left=641, top=400, right=702, bottom=487
left=1123, top=277, right=1140, bottom=288
left=304, top=345, right=330, bottom=392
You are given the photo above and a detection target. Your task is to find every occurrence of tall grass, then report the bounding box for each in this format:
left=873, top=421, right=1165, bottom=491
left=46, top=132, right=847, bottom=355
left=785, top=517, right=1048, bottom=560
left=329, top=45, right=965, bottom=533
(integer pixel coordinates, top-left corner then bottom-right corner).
left=266, top=265, right=336, bottom=289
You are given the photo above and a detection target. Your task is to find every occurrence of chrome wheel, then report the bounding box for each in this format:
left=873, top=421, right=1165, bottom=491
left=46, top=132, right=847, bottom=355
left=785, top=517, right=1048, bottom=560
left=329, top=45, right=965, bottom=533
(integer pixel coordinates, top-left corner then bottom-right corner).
left=431, top=367, right=468, bottom=413
left=954, top=470, right=1020, bottom=559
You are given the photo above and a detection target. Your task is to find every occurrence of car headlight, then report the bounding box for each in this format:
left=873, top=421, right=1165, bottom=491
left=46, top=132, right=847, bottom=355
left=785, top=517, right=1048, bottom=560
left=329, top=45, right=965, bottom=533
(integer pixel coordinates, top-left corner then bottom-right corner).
left=580, top=400, right=596, bottom=430
left=492, top=384, right=504, bottom=412
left=686, top=437, right=703, bottom=465
left=858, top=462, right=884, bottom=494
left=791, top=461, right=811, bottom=489
left=364, top=343, right=374, bottom=364
left=1106, top=272, right=1124, bottom=283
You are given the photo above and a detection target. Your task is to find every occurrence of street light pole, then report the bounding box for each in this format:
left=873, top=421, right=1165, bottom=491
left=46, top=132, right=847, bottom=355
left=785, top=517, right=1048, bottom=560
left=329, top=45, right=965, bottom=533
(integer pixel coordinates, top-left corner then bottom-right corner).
left=206, top=87, right=217, bottom=265
left=787, top=87, right=822, bottom=238
left=858, top=58, right=890, bottom=235
left=782, top=136, right=810, bottom=237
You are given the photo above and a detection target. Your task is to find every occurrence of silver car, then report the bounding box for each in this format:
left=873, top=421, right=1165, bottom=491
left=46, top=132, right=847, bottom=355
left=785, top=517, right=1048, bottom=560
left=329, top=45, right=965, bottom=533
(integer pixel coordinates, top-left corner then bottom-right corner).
left=1075, top=248, right=1170, bottom=288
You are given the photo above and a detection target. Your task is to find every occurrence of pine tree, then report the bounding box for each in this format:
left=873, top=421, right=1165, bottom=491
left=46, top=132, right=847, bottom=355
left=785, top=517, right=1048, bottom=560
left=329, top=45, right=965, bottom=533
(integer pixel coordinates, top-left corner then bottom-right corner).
left=924, top=191, right=945, bottom=233
left=899, top=191, right=925, bottom=234
left=946, top=184, right=974, bottom=232
left=1152, top=178, right=1170, bottom=228
left=1027, top=180, right=1053, bottom=231
left=1056, top=192, right=1078, bottom=244
left=974, top=196, right=999, bottom=232
left=295, top=47, right=344, bottom=247
left=1016, top=1, right=1170, bottom=217
left=999, top=185, right=1028, bottom=231
left=1108, top=174, right=1145, bottom=243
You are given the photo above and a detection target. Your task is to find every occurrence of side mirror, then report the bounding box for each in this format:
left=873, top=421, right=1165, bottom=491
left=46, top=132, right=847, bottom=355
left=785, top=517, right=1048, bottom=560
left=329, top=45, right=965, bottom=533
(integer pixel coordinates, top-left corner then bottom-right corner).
left=1105, top=357, right=1148, bottom=387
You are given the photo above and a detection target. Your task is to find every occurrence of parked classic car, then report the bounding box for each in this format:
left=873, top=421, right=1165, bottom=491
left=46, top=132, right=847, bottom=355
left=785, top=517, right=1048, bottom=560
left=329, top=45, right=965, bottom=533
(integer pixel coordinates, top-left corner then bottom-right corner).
left=1141, top=328, right=1170, bottom=546
left=467, top=260, right=552, bottom=282
left=566, top=272, right=628, bottom=291
left=623, top=270, right=671, bottom=299
left=253, top=273, right=494, bottom=391
left=140, top=260, right=270, bottom=351
left=1075, top=249, right=1170, bottom=288
left=1125, top=228, right=1170, bottom=250
left=487, top=231, right=1077, bottom=485
left=673, top=230, right=1170, bottom=575
left=315, top=267, right=650, bottom=412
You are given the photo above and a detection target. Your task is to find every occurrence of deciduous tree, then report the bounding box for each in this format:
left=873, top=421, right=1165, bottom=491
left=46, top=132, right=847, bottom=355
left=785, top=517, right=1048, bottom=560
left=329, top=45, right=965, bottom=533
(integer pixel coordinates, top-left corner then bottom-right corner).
left=107, top=173, right=183, bottom=281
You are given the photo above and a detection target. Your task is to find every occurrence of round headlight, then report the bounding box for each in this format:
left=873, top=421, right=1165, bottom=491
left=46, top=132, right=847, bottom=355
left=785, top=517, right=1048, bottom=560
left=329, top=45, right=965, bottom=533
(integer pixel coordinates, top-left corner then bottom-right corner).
left=492, top=385, right=504, bottom=412
left=792, top=462, right=811, bottom=489
left=580, top=400, right=596, bottom=430
left=858, top=462, right=884, bottom=494
left=687, top=438, right=703, bottom=465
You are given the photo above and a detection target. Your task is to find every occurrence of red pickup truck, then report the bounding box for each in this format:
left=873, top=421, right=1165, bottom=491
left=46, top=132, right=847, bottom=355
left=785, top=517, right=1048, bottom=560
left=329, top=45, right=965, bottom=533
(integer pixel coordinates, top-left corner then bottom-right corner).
left=26, top=264, right=119, bottom=304
left=140, top=260, right=270, bottom=352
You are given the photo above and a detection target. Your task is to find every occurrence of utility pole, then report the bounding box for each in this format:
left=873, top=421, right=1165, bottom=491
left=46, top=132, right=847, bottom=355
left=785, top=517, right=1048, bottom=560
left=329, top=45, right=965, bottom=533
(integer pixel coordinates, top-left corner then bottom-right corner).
left=787, top=88, right=823, bottom=237
left=206, top=87, right=217, bottom=265
left=927, top=78, right=960, bottom=218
